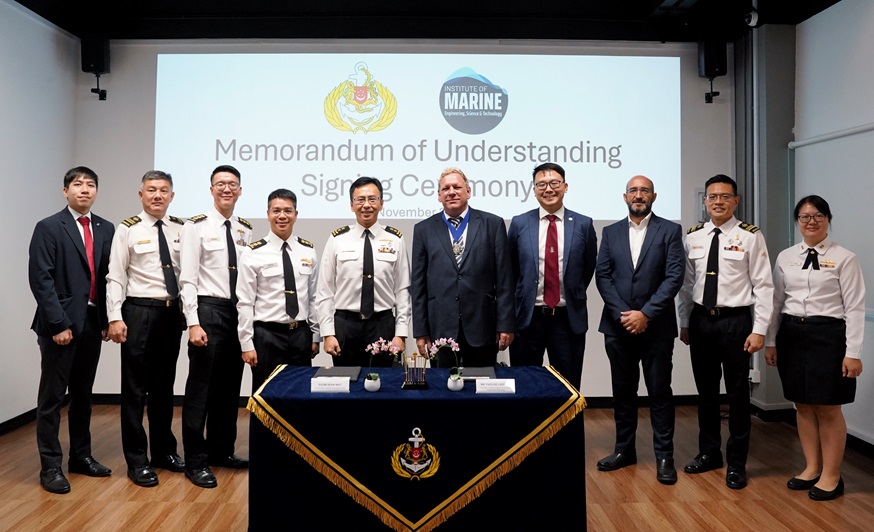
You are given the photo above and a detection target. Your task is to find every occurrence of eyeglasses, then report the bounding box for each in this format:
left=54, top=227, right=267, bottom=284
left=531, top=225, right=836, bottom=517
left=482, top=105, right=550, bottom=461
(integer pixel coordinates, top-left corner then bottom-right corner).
left=798, top=213, right=827, bottom=224
left=212, top=181, right=240, bottom=191
left=626, top=187, right=653, bottom=195
left=352, top=196, right=381, bottom=206
left=534, top=180, right=565, bottom=191
left=269, top=208, right=295, bottom=216
left=705, top=193, right=735, bottom=202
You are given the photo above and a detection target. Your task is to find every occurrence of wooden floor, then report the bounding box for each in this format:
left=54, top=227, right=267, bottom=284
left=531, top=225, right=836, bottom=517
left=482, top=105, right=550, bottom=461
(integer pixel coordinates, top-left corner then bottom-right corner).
left=0, top=405, right=872, bottom=531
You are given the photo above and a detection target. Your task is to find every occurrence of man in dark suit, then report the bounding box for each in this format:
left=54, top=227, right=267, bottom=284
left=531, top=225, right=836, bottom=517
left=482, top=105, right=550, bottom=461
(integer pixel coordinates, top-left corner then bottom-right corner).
left=507, top=162, right=597, bottom=387
left=594, top=175, right=685, bottom=485
left=411, top=167, right=514, bottom=367
left=28, top=166, right=115, bottom=494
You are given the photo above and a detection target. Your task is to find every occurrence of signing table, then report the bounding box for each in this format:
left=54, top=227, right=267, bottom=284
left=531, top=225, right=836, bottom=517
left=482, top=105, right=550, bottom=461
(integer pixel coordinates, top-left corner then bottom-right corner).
left=247, top=366, right=586, bottom=531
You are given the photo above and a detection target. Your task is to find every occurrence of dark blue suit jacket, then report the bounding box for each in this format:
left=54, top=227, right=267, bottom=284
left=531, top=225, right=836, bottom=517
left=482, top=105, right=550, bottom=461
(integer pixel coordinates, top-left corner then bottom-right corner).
left=29, top=208, right=113, bottom=337
left=411, top=208, right=515, bottom=346
left=508, top=208, right=597, bottom=335
left=595, top=214, right=685, bottom=339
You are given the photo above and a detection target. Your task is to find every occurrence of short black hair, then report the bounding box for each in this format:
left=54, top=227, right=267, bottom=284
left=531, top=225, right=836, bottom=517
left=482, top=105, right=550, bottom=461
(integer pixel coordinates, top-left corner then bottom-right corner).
left=704, top=174, right=737, bottom=195
left=532, top=162, right=565, bottom=180
left=63, top=166, right=98, bottom=188
left=794, top=195, right=833, bottom=223
left=349, top=176, right=383, bottom=201
left=142, top=170, right=173, bottom=187
left=211, top=164, right=241, bottom=184
left=268, top=188, right=297, bottom=209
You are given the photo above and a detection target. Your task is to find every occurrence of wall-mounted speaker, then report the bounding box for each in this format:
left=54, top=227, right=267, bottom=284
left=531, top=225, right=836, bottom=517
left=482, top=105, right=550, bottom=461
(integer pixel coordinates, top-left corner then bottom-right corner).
left=698, top=40, right=726, bottom=79
left=81, top=37, right=110, bottom=75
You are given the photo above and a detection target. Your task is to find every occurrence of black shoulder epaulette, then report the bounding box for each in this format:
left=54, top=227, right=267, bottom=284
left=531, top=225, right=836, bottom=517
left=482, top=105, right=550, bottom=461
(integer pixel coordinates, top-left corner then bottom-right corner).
left=248, top=239, right=267, bottom=250
left=297, top=236, right=314, bottom=248
left=168, top=215, right=184, bottom=225
left=121, top=216, right=141, bottom=228
left=237, top=217, right=253, bottom=230
left=188, top=214, right=207, bottom=224
left=687, top=223, right=705, bottom=234
left=739, top=221, right=760, bottom=233
left=331, top=225, right=351, bottom=237
left=385, top=226, right=403, bottom=238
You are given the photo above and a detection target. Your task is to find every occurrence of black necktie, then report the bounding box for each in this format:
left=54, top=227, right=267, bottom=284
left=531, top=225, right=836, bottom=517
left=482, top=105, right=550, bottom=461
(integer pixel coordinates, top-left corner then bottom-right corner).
left=702, top=228, right=721, bottom=310
left=155, top=220, right=179, bottom=298
left=803, top=248, right=820, bottom=270
left=281, top=242, right=299, bottom=318
left=224, top=220, right=238, bottom=303
left=361, top=229, right=374, bottom=319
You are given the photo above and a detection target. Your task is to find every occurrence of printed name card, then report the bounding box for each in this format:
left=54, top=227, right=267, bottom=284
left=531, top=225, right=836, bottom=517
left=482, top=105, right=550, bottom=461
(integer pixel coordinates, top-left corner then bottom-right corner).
left=311, top=376, right=350, bottom=393
left=476, top=379, right=516, bottom=394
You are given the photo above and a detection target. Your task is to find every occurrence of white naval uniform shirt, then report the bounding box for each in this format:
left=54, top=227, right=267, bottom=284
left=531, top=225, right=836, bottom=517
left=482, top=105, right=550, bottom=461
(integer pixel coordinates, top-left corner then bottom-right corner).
left=315, top=222, right=411, bottom=338
left=677, top=216, right=774, bottom=336
left=766, top=238, right=866, bottom=359
left=236, top=232, right=320, bottom=352
left=106, top=210, right=184, bottom=322
left=179, top=207, right=253, bottom=326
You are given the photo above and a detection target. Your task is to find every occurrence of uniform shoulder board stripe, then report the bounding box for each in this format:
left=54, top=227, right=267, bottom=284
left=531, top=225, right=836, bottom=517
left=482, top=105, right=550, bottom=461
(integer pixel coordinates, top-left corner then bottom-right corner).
left=121, top=216, right=142, bottom=227
left=331, top=225, right=351, bottom=237
left=687, top=223, right=705, bottom=234
left=188, top=214, right=207, bottom=223
left=248, top=239, right=267, bottom=250
left=739, top=222, right=760, bottom=233
left=385, top=226, right=403, bottom=238
left=168, top=215, right=184, bottom=225
left=297, top=237, right=314, bottom=248
left=237, top=217, right=253, bottom=230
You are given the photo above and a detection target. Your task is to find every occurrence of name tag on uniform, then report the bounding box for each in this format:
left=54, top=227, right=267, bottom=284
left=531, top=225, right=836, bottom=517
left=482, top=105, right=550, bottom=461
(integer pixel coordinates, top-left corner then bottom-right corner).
left=311, top=377, right=350, bottom=393
left=476, top=379, right=516, bottom=394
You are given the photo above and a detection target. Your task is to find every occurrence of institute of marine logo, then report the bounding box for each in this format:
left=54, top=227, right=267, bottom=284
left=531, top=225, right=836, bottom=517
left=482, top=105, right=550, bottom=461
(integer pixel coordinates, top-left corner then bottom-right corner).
left=324, top=63, right=397, bottom=134
left=391, top=427, right=440, bottom=480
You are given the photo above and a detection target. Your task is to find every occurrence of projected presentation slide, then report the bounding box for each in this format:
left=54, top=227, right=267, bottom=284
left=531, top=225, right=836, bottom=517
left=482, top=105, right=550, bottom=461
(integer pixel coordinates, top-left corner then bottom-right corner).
left=155, top=53, right=680, bottom=220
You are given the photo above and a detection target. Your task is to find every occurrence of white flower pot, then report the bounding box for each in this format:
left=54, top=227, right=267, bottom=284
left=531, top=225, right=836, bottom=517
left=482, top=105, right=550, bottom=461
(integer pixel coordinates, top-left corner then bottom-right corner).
left=364, top=378, right=381, bottom=392
left=447, top=377, right=464, bottom=392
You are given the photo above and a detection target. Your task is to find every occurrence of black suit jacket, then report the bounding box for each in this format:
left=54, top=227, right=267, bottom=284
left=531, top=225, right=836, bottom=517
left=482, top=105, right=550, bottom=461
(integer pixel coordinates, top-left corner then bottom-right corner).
left=411, top=208, right=515, bottom=346
left=29, top=208, right=114, bottom=337
left=595, top=214, right=685, bottom=339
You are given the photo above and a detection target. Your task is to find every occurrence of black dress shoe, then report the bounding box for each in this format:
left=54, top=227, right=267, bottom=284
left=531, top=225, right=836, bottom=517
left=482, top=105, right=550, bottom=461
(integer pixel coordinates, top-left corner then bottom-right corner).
left=683, top=453, right=723, bottom=474
left=596, top=452, right=637, bottom=471
left=209, top=455, right=249, bottom=469
left=127, top=466, right=159, bottom=488
left=726, top=466, right=748, bottom=489
left=68, top=456, right=112, bottom=477
left=809, top=478, right=844, bottom=501
left=656, top=458, right=678, bottom=485
left=151, top=453, right=185, bottom=472
left=185, top=467, right=218, bottom=489
left=40, top=468, right=71, bottom=494
left=787, top=475, right=820, bottom=490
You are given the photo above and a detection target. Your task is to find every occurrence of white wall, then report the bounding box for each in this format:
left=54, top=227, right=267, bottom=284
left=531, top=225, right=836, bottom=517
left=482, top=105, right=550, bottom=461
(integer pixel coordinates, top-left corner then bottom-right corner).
left=0, top=0, right=79, bottom=425
left=795, top=0, right=874, bottom=444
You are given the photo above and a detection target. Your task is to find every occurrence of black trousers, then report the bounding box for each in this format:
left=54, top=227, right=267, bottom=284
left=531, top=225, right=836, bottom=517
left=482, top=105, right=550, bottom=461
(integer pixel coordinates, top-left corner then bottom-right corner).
left=120, top=299, right=183, bottom=468
left=36, top=305, right=102, bottom=470
left=182, top=297, right=244, bottom=468
left=509, top=307, right=585, bottom=386
left=332, top=310, right=396, bottom=368
left=251, top=322, right=314, bottom=392
left=604, top=334, right=675, bottom=459
left=688, top=306, right=752, bottom=468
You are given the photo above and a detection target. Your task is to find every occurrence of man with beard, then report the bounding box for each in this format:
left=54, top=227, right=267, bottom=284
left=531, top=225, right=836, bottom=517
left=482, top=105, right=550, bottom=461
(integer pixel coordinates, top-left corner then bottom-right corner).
left=594, top=175, right=685, bottom=485
left=507, top=162, right=597, bottom=386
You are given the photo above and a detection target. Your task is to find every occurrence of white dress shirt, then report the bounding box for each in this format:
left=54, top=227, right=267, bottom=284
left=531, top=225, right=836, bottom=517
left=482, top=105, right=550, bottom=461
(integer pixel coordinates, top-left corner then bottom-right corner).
left=628, top=212, right=652, bottom=269
left=536, top=206, right=566, bottom=306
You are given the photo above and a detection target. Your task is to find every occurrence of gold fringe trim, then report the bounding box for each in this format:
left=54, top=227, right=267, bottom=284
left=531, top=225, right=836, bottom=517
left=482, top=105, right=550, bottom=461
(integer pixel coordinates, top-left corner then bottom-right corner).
left=247, top=367, right=586, bottom=531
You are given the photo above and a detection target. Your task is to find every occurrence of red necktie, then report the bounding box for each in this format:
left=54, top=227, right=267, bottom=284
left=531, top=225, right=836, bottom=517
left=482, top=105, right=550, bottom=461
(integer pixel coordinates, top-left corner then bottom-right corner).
left=544, top=214, right=559, bottom=308
left=78, top=217, right=96, bottom=302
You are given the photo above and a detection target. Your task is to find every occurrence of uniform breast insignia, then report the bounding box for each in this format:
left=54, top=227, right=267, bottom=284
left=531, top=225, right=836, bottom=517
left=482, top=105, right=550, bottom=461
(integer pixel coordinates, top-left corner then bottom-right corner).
left=168, top=215, right=184, bottom=225
left=300, top=257, right=314, bottom=268
left=385, top=226, right=403, bottom=238
left=391, top=427, right=440, bottom=480
left=378, top=239, right=397, bottom=254
left=739, top=222, right=760, bottom=233
left=297, top=237, right=314, bottom=248
left=331, top=225, right=351, bottom=237
left=237, top=217, right=253, bottom=230
left=121, top=216, right=142, bottom=227
left=687, top=223, right=704, bottom=234
left=188, top=214, right=207, bottom=224
left=248, top=239, right=267, bottom=250
left=820, top=259, right=837, bottom=268
left=236, top=228, right=248, bottom=246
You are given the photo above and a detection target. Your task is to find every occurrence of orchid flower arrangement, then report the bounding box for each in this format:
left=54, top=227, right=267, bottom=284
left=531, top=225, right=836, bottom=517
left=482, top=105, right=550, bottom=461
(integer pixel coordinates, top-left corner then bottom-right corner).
left=364, top=337, right=400, bottom=380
